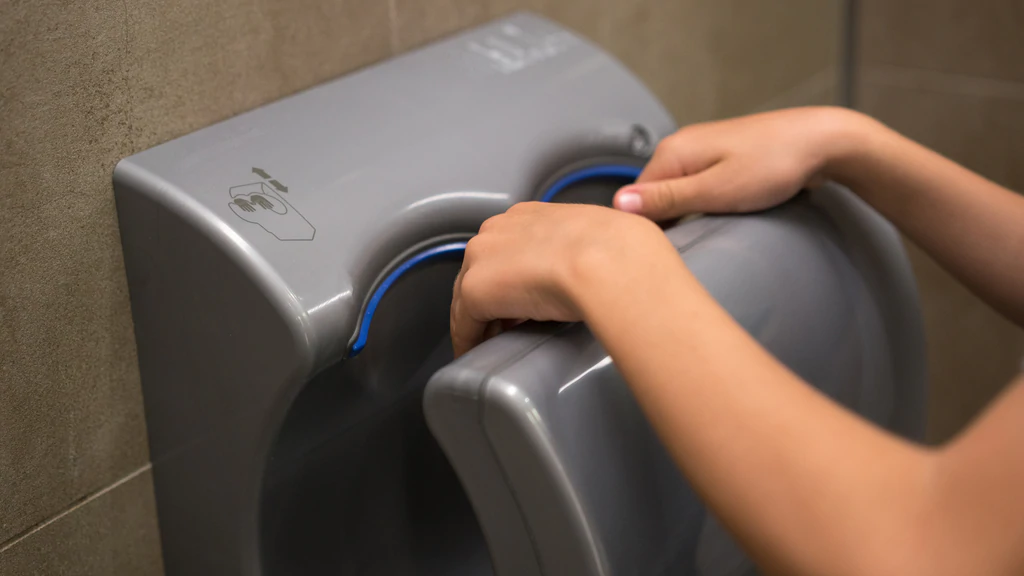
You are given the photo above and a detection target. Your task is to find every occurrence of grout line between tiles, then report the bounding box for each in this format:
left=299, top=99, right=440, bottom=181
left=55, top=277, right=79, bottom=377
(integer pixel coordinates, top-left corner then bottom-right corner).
left=862, top=65, right=1024, bottom=103
left=0, top=463, right=153, bottom=554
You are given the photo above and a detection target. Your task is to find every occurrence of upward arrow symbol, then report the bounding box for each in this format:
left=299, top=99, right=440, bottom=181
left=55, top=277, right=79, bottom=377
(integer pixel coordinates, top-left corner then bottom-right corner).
left=252, top=167, right=271, bottom=179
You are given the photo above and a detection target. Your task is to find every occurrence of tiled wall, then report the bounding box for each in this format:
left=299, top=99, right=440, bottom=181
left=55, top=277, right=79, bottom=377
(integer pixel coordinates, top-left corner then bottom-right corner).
left=0, top=1, right=842, bottom=573
left=854, top=0, right=1024, bottom=443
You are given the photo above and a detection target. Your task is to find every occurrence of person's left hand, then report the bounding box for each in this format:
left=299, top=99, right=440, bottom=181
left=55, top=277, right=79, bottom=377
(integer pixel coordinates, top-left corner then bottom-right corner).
left=450, top=201, right=675, bottom=357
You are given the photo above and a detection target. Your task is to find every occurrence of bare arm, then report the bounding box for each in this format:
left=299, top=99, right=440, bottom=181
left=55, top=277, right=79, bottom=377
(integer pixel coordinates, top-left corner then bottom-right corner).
left=571, top=240, right=1024, bottom=576
left=450, top=107, right=1024, bottom=576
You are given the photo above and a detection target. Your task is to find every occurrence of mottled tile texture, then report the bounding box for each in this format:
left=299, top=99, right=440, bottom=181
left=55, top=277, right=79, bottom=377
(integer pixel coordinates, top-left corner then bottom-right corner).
left=0, top=0, right=841, bottom=570
left=0, top=468, right=163, bottom=576
left=0, top=0, right=145, bottom=545
left=125, top=0, right=393, bottom=149
left=860, top=0, right=1024, bottom=83
left=856, top=0, right=1024, bottom=442
left=602, top=0, right=841, bottom=122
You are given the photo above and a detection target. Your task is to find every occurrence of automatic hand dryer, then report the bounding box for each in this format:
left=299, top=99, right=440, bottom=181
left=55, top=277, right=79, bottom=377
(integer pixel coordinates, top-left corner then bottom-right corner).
left=113, top=12, right=926, bottom=576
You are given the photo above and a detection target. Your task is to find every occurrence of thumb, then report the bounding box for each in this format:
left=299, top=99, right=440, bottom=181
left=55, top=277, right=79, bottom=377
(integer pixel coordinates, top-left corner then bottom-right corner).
left=613, top=164, right=728, bottom=220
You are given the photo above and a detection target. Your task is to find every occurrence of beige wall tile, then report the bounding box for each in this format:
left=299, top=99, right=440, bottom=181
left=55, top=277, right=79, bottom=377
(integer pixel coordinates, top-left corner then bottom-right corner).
left=904, top=242, right=1024, bottom=443
left=859, top=0, right=1024, bottom=84
left=0, top=0, right=132, bottom=215
left=0, top=188, right=148, bottom=544
left=393, top=0, right=843, bottom=124
left=749, top=67, right=839, bottom=113
left=604, top=0, right=842, bottom=123
left=858, top=72, right=1024, bottom=191
left=126, top=0, right=393, bottom=149
left=857, top=78, right=1024, bottom=441
left=391, top=0, right=506, bottom=50
left=0, top=0, right=149, bottom=544
left=391, top=0, right=608, bottom=53
left=0, top=468, right=164, bottom=576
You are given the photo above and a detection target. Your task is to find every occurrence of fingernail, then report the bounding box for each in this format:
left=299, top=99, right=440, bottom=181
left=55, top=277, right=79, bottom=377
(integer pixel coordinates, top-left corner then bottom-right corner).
left=615, top=189, right=643, bottom=213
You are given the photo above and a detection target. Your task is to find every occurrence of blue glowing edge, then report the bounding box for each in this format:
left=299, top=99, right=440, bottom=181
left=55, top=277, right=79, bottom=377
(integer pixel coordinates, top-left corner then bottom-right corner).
left=538, top=164, right=643, bottom=203
left=349, top=163, right=642, bottom=356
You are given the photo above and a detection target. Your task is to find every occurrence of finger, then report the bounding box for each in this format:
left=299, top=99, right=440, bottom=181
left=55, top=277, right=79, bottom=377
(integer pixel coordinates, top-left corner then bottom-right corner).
left=450, top=271, right=490, bottom=358
left=451, top=304, right=489, bottom=358
left=450, top=266, right=467, bottom=353
left=635, top=130, right=721, bottom=184
left=613, top=163, right=732, bottom=220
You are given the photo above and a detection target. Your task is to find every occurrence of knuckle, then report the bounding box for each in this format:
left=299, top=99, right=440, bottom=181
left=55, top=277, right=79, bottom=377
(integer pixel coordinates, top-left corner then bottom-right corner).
left=458, top=271, right=483, bottom=312
left=478, top=214, right=500, bottom=233
left=507, top=201, right=537, bottom=215
left=669, top=126, right=694, bottom=143
left=653, top=135, right=680, bottom=158
left=463, top=235, right=483, bottom=261
left=665, top=128, right=695, bottom=151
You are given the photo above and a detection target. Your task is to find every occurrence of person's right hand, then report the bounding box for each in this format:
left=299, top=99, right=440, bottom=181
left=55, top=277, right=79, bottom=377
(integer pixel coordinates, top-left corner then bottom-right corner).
left=613, top=106, right=870, bottom=221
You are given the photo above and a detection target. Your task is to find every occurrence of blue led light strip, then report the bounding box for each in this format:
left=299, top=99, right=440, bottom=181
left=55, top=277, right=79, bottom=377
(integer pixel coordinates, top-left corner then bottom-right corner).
left=350, top=241, right=468, bottom=356
left=349, top=163, right=642, bottom=356
left=539, top=164, right=642, bottom=203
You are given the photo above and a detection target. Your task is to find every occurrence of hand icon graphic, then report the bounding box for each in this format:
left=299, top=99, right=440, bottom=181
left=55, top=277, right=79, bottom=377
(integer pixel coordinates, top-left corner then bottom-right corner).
left=249, top=195, right=276, bottom=211
left=233, top=198, right=256, bottom=212
left=228, top=182, right=315, bottom=241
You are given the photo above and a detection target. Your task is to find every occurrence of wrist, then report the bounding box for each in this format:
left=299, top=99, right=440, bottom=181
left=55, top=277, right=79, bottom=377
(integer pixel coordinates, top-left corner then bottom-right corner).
left=561, top=216, right=691, bottom=323
left=816, top=107, right=892, bottom=186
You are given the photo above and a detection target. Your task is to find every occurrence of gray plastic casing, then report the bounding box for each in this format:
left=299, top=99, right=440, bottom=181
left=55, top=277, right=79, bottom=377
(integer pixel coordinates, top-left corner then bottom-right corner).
left=424, top=184, right=927, bottom=576
left=113, top=12, right=676, bottom=576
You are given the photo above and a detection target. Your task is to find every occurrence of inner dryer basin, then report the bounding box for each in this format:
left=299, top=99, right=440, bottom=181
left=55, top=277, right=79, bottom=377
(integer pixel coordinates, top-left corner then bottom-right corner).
left=259, top=254, right=490, bottom=576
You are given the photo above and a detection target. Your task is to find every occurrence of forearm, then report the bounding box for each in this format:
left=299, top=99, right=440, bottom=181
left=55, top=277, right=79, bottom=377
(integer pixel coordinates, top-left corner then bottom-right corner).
left=570, top=248, right=939, bottom=576
left=824, top=111, right=1024, bottom=325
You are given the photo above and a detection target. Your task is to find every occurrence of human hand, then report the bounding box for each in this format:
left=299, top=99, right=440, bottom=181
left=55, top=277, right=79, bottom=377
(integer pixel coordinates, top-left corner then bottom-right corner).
left=450, top=202, right=677, bottom=357
left=613, top=106, right=868, bottom=221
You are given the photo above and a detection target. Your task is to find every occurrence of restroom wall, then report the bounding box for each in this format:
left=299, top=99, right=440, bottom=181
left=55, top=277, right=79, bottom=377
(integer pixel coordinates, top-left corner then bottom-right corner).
left=853, top=0, right=1024, bottom=443
left=0, top=0, right=843, bottom=572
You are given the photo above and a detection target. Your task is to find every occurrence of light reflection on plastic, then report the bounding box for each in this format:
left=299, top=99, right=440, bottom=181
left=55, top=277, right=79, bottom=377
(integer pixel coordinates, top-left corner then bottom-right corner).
left=558, top=356, right=613, bottom=394
left=502, top=387, right=544, bottom=427
left=307, top=290, right=354, bottom=317
left=405, top=190, right=507, bottom=212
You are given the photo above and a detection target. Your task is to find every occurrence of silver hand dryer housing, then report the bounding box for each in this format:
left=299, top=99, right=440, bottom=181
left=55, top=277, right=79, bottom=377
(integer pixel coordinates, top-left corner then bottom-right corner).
left=113, top=11, right=926, bottom=576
